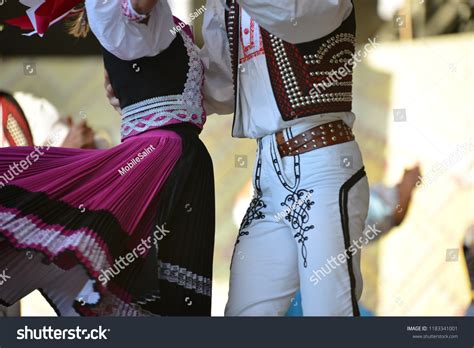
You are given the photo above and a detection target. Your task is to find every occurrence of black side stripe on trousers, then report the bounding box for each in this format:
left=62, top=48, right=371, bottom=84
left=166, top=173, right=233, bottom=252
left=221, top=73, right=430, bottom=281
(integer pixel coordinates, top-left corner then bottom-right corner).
left=339, top=167, right=366, bottom=317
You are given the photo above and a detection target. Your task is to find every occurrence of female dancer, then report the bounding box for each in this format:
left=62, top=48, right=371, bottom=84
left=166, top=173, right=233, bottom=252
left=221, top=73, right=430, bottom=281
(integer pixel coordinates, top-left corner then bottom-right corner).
left=0, top=0, right=214, bottom=316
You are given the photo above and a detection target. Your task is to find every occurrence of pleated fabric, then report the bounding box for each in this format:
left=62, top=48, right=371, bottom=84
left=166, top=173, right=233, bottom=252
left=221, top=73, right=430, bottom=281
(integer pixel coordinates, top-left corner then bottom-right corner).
left=140, top=126, right=215, bottom=316
left=0, top=126, right=215, bottom=316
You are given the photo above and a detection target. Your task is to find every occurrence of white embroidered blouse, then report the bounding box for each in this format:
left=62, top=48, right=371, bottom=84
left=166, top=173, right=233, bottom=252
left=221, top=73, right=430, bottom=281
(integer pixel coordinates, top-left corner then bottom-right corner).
left=85, top=0, right=206, bottom=139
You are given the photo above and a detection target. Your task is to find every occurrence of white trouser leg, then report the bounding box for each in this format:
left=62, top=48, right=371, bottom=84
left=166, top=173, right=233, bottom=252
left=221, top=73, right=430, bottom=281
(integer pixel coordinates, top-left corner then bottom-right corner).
left=225, top=140, right=299, bottom=316
left=225, top=217, right=299, bottom=316
left=226, top=131, right=369, bottom=316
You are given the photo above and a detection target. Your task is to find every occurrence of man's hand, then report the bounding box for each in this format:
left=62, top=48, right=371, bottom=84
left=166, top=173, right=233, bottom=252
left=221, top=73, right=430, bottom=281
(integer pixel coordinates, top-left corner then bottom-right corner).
left=61, top=117, right=95, bottom=149
left=104, top=70, right=121, bottom=114
left=394, top=165, right=422, bottom=226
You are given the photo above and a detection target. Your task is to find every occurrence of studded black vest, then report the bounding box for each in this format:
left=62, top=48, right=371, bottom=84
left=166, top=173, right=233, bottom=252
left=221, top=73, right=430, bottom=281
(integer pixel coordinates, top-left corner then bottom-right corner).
left=225, top=0, right=356, bottom=121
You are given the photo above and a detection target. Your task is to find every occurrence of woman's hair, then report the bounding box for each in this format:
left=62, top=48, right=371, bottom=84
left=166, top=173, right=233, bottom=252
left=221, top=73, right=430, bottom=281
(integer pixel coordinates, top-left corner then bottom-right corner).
left=67, top=4, right=89, bottom=38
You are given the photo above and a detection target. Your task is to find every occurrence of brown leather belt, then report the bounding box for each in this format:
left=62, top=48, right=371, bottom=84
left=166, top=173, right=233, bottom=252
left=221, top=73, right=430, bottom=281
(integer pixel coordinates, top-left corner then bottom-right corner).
left=276, top=120, right=355, bottom=158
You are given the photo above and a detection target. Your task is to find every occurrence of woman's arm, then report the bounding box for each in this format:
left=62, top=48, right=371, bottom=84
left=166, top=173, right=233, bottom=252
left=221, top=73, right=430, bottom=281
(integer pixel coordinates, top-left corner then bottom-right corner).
left=85, top=0, right=174, bottom=60
left=131, top=0, right=159, bottom=15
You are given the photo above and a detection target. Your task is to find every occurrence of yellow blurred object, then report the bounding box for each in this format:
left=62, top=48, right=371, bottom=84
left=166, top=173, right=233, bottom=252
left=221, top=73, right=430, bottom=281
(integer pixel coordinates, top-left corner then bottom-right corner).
left=356, top=33, right=474, bottom=316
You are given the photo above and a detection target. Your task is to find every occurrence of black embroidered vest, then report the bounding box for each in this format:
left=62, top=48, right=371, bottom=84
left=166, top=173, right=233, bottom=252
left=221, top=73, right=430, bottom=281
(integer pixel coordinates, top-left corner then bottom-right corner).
left=102, top=34, right=190, bottom=110
left=225, top=0, right=356, bottom=121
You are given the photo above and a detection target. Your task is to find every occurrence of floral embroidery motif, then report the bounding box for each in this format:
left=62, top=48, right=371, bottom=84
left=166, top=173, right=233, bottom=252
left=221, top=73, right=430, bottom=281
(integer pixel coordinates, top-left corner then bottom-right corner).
left=281, top=189, right=315, bottom=267
left=236, top=194, right=266, bottom=245
left=239, top=9, right=265, bottom=64
left=270, top=132, right=316, bottom=268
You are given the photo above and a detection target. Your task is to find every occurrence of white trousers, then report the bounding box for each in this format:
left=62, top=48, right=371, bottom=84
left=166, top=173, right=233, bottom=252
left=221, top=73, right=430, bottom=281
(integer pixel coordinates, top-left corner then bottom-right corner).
left=225, top=128, right=369, bottom=316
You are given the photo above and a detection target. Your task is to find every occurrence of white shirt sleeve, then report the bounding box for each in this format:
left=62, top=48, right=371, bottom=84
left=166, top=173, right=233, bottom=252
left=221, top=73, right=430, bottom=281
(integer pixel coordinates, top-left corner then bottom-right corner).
left=85, top=0, right=175, bottom=61
left=13, top=92, right=61, bottom=146
left=200, top=0, right=235, bottom=115
left=238, top=0, right=353, bottom=44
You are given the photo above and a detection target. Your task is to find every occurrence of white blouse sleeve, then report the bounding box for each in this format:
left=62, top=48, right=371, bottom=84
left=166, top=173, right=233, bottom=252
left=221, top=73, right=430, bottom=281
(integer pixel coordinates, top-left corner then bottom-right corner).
left=238, top=0, right=353, bottom=44
left=85, top=0, right=175, bottom=61
left=200, top=0, right=235, bottom=116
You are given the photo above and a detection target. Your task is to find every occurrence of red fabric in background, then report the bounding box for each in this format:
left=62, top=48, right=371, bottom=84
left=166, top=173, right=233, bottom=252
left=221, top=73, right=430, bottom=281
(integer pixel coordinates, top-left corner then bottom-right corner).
left=5, top=0, right=83, bottom=35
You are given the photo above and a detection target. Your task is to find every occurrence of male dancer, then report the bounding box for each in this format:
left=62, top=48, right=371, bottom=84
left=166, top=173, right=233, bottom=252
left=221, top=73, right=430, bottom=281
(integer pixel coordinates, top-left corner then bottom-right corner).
left=201, top=0, right=369, bottom=316
left=107, top=0, right=369, bottom=316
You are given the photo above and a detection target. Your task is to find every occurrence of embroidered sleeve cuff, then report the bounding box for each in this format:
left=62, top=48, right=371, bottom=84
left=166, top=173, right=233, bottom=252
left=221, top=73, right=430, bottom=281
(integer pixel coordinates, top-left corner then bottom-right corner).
left=122, top=0, right=149, bottom=22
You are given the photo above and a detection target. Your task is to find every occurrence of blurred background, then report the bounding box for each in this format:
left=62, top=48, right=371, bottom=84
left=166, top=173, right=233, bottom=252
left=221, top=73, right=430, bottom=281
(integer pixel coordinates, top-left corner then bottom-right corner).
left=1, top=0, right=473, bottom=316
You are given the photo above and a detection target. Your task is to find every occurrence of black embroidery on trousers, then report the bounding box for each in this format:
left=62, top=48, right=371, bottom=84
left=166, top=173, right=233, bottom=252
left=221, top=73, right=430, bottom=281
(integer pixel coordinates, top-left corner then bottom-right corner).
left=236, top=194, right=266, bottom=244
left=271, top=129, right=315, bottom=268
left=281, top=189, right=315, bottom=267
left=235, top=140, right=266, bottom=245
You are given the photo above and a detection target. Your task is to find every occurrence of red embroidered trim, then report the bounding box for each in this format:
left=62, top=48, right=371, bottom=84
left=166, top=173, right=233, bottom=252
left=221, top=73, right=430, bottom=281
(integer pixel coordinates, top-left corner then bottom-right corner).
left=121, top=0, right=149, bottom=22
left=240, top=18, right=255, bottom=53
left=239, top=15, right=264, bottom=63
left=239, top=48, right=265, bottom=64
